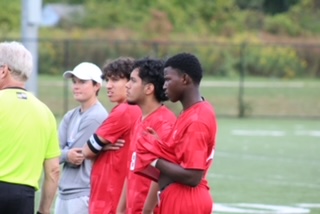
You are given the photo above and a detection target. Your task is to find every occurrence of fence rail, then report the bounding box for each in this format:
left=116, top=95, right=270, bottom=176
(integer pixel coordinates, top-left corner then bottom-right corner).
left=3, top=38, right=319, bottom=118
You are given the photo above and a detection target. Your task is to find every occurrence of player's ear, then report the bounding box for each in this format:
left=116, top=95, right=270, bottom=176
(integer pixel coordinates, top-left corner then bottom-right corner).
left=144, top=83, right=154, bottom=95
left=0, top=64, right=9, bottom=79
left=182, top=73, right=192, bottom=85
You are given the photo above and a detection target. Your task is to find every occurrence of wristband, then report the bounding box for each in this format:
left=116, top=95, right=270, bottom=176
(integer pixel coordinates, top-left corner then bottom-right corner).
left=150, top=159, right=159, bottom=167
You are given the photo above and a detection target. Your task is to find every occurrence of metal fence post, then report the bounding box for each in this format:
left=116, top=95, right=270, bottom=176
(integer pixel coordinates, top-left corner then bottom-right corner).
left=22, top=0, right=42, bottom=96
left=63, top=39, right=70, bottom=114
left=238, top=42, right=247, bottom=118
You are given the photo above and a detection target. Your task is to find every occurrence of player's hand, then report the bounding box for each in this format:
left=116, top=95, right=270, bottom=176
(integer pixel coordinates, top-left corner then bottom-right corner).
left=103, top=139, right=125, bottom=151
left=67, top=148, right=84, bottom=165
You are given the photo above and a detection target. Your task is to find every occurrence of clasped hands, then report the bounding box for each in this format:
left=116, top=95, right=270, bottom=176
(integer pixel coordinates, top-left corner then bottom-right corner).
left=68, top=139, right=126, bottom=165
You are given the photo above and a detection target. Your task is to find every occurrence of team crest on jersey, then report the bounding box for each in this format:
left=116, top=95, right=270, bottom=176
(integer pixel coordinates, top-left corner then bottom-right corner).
left=16, top=92, right=27, bottom=99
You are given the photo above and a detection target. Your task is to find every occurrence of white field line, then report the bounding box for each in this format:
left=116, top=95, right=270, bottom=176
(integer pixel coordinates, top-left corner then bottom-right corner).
left=216, top=151, right=320, bottom=166
left=213, top=203, right=320, bottom=214
left=214, top=203, right=312, bottom=214
left=297, top=204, right=320, bottom=208
left=295, top=130, right=320, bottom=137
left=231, top=130, right=320, bottom=137
left=209, top=173, right=320, bottom=189
left=231, top=130, right=286, bottom=137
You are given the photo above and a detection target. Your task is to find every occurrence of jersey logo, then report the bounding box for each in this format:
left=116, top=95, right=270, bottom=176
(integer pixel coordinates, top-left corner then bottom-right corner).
left=16, top=92, right=27, bottom=99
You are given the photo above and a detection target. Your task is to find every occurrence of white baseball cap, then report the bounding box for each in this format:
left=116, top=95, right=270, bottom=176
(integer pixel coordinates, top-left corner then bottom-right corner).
left=63, top=62, right=103, bottom=84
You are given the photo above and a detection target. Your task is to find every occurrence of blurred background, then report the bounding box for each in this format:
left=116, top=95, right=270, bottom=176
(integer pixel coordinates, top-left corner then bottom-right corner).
left=3, top=0, right=319, bottom=213
left=0, top=0, right=320, bottom=118
left=2, top=0, right=320, bottom=119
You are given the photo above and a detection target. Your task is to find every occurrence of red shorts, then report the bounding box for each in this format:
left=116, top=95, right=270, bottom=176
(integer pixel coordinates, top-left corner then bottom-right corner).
left=158, top=183, right=213, bottom=214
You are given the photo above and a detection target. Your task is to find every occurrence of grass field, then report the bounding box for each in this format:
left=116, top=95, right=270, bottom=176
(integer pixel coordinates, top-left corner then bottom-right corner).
left=35, top=75, right=320, bottom=213
left=210, top=117, right=320, bottom=214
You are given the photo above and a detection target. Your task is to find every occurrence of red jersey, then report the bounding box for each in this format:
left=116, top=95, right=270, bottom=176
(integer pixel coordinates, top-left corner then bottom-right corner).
left=89, top=103, right=141, bottom=214
left=159, top=101, right=217, bottom=214
left=127, top=105, right=176, bottom=214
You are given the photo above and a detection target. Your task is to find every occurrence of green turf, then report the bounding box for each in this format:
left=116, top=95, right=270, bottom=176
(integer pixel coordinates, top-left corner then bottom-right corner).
left=209, top=117, right=320, bottom=213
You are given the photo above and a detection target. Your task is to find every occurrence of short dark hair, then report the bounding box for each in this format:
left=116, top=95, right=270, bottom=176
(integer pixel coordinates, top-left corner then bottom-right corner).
left=133, top=57, right=168, bottom=102
left=102, top=57, right=135, bottom=80
left=164, top=53, right=203, bottom=84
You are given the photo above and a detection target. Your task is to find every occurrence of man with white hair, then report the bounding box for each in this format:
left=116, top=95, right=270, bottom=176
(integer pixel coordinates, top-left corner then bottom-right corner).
left=0, top=41, right=61, bottom=214
left=54, top=62, right=108, bottom=214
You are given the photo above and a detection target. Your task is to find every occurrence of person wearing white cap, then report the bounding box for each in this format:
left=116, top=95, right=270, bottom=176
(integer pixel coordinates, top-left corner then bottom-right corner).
left=54, top=62, right=109, bottom=214
left=63, top=62, right=104, bottom=85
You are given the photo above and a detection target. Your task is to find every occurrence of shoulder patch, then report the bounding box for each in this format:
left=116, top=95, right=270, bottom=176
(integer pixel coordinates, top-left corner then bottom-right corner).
left=16, top=91, right=28, bottom=100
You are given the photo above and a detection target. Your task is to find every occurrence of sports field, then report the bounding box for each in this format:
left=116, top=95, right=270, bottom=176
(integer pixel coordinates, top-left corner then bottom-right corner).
left=34, top=76, right=320, bottom=213
left=209, top=117, right=320, bottom=214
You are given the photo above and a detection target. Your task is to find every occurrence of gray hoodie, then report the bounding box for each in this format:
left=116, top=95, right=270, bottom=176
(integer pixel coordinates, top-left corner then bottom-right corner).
left=58, top=101, right=108, bottom=199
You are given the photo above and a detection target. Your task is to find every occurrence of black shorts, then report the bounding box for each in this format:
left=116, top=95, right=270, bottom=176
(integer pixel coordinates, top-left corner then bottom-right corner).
left=0, top=181, right=35, bottom=214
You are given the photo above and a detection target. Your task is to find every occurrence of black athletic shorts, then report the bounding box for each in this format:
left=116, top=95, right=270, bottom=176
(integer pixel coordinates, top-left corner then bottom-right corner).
left=0, top=181, right=35, bottom=214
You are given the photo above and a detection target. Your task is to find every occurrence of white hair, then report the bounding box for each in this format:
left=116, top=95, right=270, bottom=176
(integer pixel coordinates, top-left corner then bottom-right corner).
left=0, top=41, right=33, bottom=81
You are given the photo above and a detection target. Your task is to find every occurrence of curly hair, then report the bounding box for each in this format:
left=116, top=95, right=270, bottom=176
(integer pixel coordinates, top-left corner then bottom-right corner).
left=133, top=57, right=168, bottom=102
left=164, top=52, right=203, bottom=85
left=102, top=57, right=135, bottom=80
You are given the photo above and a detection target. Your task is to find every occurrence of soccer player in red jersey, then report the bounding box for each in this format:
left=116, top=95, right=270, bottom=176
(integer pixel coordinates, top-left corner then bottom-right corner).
left=137, top=53, right=218, bottom=214
left=82, top=57, right=141, bottom=214
left=117, top=58, right=176, bottom=214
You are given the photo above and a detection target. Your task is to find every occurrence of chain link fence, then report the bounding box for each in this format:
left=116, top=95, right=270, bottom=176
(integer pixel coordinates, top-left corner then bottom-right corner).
left=5, top=38, right=319, bottom=119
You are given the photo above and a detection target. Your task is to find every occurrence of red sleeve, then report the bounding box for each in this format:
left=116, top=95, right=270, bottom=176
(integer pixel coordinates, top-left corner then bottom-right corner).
left=96, top=105, right=133, bottom=144
left=177, top=122, right=211, bottom=170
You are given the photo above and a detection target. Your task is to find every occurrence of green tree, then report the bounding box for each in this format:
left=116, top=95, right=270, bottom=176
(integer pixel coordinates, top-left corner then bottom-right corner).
left=0, top=0, right=20, bottom=36
left=43, top=0, right=85, bottom=4
left=236, top=0, right=264, bottom=10
left=263, top=0, right=300, bottom=14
